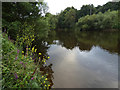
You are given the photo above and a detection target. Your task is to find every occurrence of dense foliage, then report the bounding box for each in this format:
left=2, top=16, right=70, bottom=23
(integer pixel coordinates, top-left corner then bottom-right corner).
left=76, top=2, right=119, bottom=20
left=55, top=1, right=119, bottom=30
left=76, top=10, right=118, bottom=31
left=45, top=13, right=58, bottom=30
left=2, top=2, right=49, bottom=40
left=2, top=1, right=120, bottom=34
left=2, top=31, right=51, bottom=88
left=57, top=7, right=77, bottom=29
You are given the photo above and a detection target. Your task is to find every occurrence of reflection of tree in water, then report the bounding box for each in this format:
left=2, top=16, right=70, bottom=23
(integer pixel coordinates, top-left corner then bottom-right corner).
left=76, top=31, right=118, bottom=54
left=55, top=31, right=93, bottom=51
left=78, top=42, right=92, bottom=51
left=47, top=30, right=58, bottom=45
left=52, top=30, right=118, bottom=54
left=40, top=64, right=54, bottom=88
left=56, top=31, right=78, bottom=49
left=47, top=30, right=119, bottom=54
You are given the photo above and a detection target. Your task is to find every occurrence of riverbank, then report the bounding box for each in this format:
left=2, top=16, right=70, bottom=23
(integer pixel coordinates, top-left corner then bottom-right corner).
left=2, top=32, right=51, bottom=88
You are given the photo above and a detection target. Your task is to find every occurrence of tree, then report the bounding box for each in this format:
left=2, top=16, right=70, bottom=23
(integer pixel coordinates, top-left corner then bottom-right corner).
left=95, top=2, right=119, bottom=13
left=45, top=13, right=58, bottom=30
left=76, top=10, right=118, bottom=30
left=2, top=2, right=49, bottom=40
left=76, top=4, right=96, bottom=21
left=57, top=7, right=77, bottom=29
left=64, top=8, right=76, bottom=28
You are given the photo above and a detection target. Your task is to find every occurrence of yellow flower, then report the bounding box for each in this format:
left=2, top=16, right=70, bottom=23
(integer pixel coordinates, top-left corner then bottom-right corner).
left=35, top=49, right=37, bottom=52
left=45, top=78, right=47, bottom=80
left=42, top=76, right=44, bottom=78
left=45, top=85, right=47, bottom=87
left=39, top=53, right=41, bottom=55
left=48, top=57, right=50, bottom=59
left=44, top=81, right=45, bottom=83
left=32, top=47, right=34, bottom=52
left=48, top=85, right=50, bottom=86
left=22, top=51, right=24, bottom=53
left=32, top=39, right=34, bottom=41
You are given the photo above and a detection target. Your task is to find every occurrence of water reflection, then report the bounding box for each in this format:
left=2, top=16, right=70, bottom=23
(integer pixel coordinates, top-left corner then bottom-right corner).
left=49, top=30, right=119, bottom=53
left=47, top=44, right=118, bottom=88
left=35, top=30, right=119, bottom=88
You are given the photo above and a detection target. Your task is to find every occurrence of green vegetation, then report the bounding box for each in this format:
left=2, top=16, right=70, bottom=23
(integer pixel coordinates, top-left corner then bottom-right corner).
left=2, top=1, right=120, bottom=36
left=2, top=29, right=51, bottom=88
left=2, top=2, right=49, bottom=40
left=1, top=0, right=120, bottom=89
left=55, top=1, right=119, bottom=30
left=57, top=7, right=77, bottom=29
left=45, top=13, right=58, bottom=30
left=2, top=1, right=52, bottom=88
left=76, top=10, right=118, bottom=30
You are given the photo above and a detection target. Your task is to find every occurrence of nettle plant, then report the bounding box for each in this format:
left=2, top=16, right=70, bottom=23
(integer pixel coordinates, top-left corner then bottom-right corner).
left=2, top=24, right=51, bottom=89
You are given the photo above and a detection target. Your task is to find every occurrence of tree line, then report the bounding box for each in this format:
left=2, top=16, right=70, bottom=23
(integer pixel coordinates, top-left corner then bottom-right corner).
left=46, top=1, right=120, bottom=31
left=2, top=1, right=120, bottom=41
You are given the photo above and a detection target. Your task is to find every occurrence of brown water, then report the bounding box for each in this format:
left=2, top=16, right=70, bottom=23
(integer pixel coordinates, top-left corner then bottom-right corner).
left=38, top=31, right=119, bottom=88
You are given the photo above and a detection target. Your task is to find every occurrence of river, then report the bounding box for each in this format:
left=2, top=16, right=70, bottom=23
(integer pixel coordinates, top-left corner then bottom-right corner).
left=35, top=30, right=119, bottom=88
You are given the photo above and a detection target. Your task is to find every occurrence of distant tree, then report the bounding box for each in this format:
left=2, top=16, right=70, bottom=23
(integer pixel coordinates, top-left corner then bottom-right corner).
left=45, top=13, right=58, bottom=30
left=64, top=8, right=76, bottom=28
left=76, top=4, right=96, bottom=21
left=95, top=2, right=119, bottom=13
left=57, top=7, right=77, bottom=29
left=76, top=10, right=118, bottom=30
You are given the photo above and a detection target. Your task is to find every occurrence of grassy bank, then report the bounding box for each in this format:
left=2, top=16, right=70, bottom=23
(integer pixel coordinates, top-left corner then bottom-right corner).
left=2, top=32, right=51, bottom=89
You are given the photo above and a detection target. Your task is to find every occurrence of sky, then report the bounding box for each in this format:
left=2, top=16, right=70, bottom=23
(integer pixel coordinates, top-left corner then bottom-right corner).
left=44, top=0, right=113, bottom=15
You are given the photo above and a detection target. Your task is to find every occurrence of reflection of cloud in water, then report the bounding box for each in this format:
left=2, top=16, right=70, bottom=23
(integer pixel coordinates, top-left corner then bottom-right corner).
left=47, top=44, right=118, bottom=88
left=75, top=46, right=118, bottom=80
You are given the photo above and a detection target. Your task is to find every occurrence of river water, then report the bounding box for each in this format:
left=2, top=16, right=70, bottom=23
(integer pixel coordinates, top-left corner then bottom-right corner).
left=37, top=31, right=119, bottom=88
